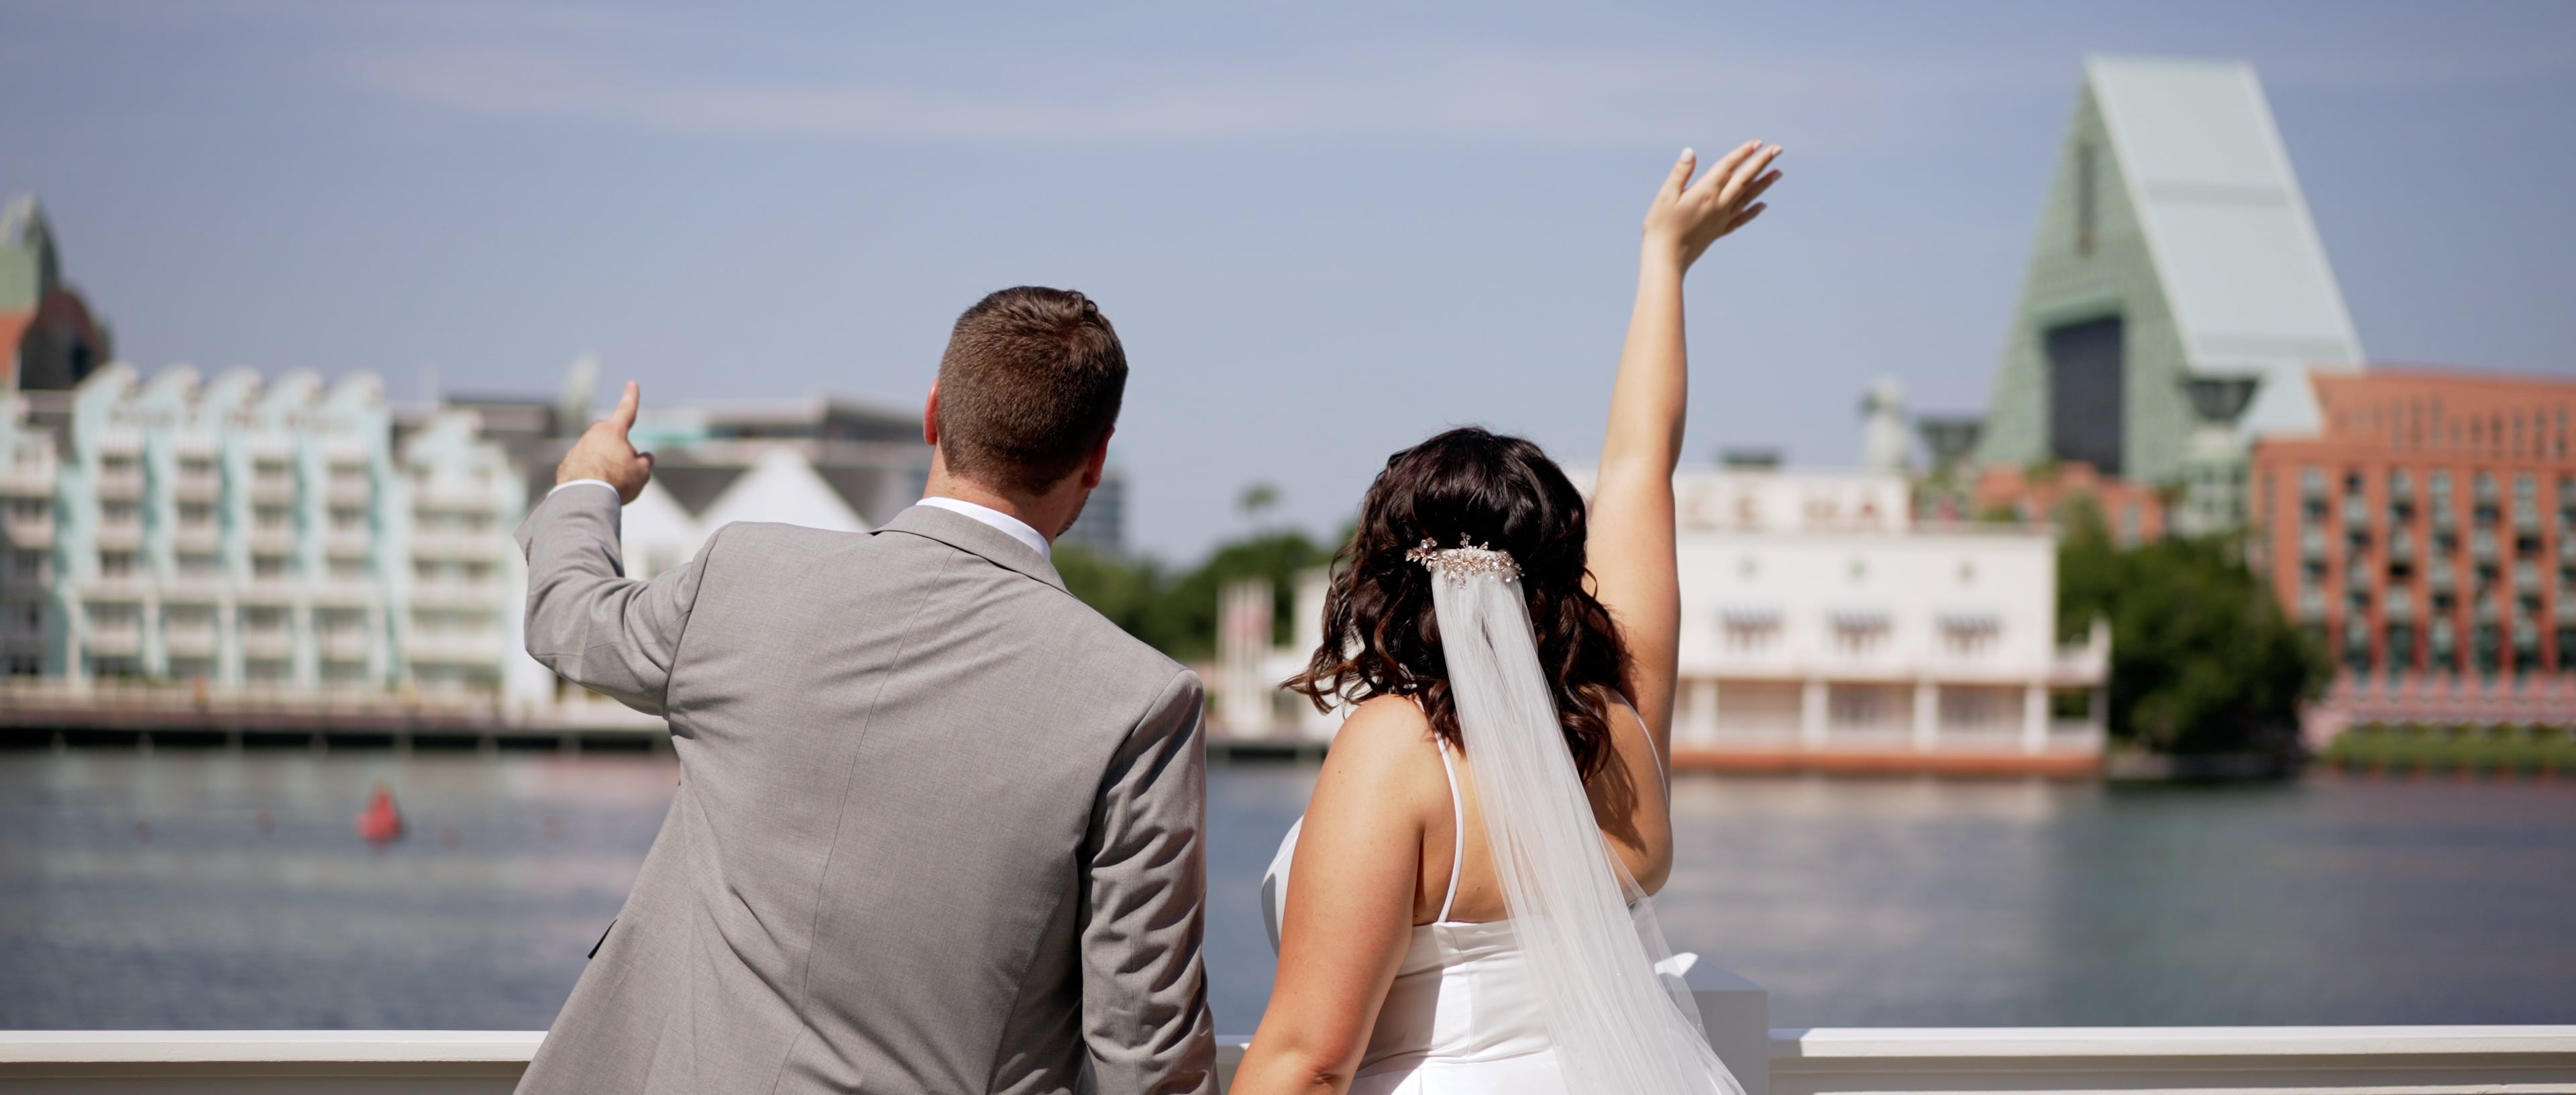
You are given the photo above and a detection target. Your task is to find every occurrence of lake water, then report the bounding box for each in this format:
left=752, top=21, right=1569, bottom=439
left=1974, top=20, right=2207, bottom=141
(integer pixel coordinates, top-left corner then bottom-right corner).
left=3, top=747, right=2572, bottom=1033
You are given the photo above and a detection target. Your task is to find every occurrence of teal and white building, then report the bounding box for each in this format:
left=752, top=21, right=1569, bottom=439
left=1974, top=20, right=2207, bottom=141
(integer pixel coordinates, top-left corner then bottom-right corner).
left=1972, top=55, right=2365, bottom=533
left=0, top=363, right=537, bottom=700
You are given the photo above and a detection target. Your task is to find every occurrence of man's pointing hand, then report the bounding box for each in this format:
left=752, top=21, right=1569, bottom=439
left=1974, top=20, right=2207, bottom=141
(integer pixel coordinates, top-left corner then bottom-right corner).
left=555, top=380, right=655, bottom=504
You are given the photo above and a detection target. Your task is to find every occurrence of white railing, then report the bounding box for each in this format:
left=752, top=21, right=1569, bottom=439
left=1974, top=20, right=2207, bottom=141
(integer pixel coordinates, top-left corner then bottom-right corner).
left=6, top=1025, right=2572, bottom=1094
left=1765, top=1025, right=2576, bottom=1095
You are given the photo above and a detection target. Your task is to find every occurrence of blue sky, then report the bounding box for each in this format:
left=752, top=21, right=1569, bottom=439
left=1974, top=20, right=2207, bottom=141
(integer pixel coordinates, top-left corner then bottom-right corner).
left=5, top=1, right=2571, bottom=559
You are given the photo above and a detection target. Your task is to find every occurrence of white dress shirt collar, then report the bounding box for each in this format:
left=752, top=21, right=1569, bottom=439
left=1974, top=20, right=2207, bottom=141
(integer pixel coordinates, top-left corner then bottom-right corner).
left=917, top=496, right=1051, bottom=561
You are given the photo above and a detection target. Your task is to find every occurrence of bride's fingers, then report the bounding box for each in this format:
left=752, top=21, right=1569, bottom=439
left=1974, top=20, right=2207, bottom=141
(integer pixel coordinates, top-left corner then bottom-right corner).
left=1719, top=146, right=1782, bottom=205
left=1724, top=203, right=1768, bottom=234
left=1660, top=148, right=1698, bottom=201
left=1730, top=169, right=1782, bottom=211
left=1695, top=141, right=1762, bottom=195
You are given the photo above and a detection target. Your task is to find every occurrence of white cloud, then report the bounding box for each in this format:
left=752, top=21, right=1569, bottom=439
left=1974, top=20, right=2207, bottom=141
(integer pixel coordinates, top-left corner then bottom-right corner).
left=338, top=23, right=2047, bottom=152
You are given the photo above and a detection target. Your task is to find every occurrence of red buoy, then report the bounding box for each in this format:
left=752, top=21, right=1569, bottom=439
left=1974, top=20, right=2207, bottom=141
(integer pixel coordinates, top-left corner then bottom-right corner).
left=356, top=782, right=404, bottom=844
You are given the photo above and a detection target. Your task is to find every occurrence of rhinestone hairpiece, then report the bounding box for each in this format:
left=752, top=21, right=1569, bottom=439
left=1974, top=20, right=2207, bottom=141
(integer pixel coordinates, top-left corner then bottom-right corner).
left=1405, top=535, right=1521, bottom=584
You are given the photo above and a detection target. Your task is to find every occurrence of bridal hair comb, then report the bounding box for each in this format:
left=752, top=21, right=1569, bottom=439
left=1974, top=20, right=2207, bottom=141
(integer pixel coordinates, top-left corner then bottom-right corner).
left=1405, top=535, right=1521, bottom=584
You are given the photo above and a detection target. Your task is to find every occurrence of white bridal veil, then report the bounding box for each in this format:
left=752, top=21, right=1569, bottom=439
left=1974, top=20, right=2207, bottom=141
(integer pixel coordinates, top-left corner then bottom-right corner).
left=1416, top=539, right=1744, bottom=1095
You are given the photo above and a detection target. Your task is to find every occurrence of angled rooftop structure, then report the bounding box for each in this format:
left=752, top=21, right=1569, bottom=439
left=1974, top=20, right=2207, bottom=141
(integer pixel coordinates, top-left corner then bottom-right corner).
left=1974, top=55, right=2363, bottom=509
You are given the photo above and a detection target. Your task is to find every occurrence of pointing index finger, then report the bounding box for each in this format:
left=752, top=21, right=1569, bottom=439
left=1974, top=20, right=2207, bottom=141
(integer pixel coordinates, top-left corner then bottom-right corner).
left=608, top=380, right=641, bottom=433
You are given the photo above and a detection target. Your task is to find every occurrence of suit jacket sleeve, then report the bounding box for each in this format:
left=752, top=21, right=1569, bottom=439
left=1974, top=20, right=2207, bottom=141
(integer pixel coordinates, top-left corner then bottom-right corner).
left=515, top=484, right=712, bottom=717
left=1081, top=668, right=1217, bottom=1095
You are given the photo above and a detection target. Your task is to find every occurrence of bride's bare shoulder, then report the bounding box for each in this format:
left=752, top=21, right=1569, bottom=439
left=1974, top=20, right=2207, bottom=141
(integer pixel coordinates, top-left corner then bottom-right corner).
left=1309, top=695, right=1446, bottom=807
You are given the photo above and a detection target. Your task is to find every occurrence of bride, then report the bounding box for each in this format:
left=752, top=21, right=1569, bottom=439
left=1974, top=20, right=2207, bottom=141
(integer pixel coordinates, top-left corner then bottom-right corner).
left=1228, top=141, right=1782, bottom=1095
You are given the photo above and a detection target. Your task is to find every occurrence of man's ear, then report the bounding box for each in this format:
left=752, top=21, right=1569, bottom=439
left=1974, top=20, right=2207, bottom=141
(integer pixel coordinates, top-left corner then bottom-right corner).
left=922, top=380, right=942, bottom=446
left=1079, top=427, right=1115, bottom=490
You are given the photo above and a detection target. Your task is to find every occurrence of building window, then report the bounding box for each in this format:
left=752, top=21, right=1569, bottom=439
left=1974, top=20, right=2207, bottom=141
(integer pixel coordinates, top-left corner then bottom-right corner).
left=176, top=554, right=218, bottom=577
left=252, top=555, right=291, bottom=580
left=255, top=505, right=292, bottom=530
left=242, top=607, right=288, bottom=633
left=99, top=552, right=138, bottom=576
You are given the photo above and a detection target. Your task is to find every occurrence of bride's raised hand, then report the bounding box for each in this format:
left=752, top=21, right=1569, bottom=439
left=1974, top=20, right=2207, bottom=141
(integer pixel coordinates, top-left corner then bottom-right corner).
left=1643, top=140, right=1781, bottom=271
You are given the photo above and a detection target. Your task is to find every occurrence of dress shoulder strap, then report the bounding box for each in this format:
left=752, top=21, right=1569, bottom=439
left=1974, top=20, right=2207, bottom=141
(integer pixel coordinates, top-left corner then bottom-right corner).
left=1408, top=693, right=1468, bottom=924
left=1435, top=739, right=1464, bottom=924
left=1610, top=690, right=1667, bottom=788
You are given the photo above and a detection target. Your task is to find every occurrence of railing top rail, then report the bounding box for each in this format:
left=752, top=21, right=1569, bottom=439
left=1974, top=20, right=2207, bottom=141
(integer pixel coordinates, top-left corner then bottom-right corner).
left=1772, top=1025, right=2576, bottom=1057
left=0, top=1031, right=545, bottom=1064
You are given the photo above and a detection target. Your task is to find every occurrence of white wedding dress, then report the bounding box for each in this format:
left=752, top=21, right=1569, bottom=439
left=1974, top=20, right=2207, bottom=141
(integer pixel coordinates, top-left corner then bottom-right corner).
left=1261, top=743, right=1570, bottom=1094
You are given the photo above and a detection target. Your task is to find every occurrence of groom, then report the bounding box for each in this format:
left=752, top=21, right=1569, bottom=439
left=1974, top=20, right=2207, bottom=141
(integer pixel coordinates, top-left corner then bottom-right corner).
left=513, top=286, right=1214, bottom=1094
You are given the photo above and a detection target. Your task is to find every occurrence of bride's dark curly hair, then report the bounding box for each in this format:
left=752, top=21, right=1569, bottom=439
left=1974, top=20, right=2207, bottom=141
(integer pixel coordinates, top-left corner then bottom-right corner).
left=1285, top=427, right=1632, bottom=779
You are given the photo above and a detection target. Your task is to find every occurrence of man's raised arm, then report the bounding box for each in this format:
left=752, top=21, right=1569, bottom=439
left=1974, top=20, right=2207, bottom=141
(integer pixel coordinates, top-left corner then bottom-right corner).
left=517, top=382, right=701, bottom=717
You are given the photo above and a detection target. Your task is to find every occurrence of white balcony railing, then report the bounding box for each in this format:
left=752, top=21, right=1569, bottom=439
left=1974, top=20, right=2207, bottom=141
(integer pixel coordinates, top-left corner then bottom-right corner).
left=93, top=468, right=144, bottom=499
left=163, top=624, right=219, bottom=657
left=2, top=1024, right=2571, bottom=1095
left=4, top=513, right=55, bottom=546
left=93, top=523, right=144, bottom=550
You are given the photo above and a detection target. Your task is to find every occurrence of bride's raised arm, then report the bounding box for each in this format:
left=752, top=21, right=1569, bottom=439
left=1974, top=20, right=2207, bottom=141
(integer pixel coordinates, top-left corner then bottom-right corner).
left=1587, top=142, right=1780, bottom=745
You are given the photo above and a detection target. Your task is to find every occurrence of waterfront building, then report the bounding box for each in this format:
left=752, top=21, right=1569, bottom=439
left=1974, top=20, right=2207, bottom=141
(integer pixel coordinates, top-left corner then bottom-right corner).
left=0, top=363, right=537, bottom=701
left=0, top=196, right=114, bottom=392
left=2250, top=368, right=2576, bottom=739
left=1648, top=466, right=2108, bottom=772
left=1208, top=462, right=2110, bottom=773
left=1970, top=56, right=2362, bottom=535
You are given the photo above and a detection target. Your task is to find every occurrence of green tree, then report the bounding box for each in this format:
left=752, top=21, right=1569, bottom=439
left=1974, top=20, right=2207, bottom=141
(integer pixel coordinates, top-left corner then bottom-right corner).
left=1055, top=529, right=1336, bottom=664
left=2055, top=498, right=2331, bottom=755
left=1150, top=530, right=1330, bottom=664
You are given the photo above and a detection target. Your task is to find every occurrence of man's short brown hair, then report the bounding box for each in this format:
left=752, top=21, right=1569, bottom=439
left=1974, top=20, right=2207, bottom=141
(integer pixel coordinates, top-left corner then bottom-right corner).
left=935, top=286, right=1128, bottom=495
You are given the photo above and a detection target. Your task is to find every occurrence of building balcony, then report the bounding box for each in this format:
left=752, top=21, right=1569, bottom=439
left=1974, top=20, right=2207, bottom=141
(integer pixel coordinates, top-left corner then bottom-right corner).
left=315, top=579, right=381, bottom=607
left=406, top=630, right=502, bottom=664
left=3, top=513, right=54, bottom=547
left=248, top=529, right=297, bottom=556
left=2514, top=562, right=2542, bottom=591
left=319, top=629, right=372, bottom=661
left=248, top=480, right=299, bottom=506
left=2386, top=530, right=2415, bottom=562
left=163, top=624, right=219, bottom=658
left=411, top=530, right=501, bottom=562
left=323, top=530, right=374, bottom=558
left=93, top=468, right=143, bottom=499
left=0, top=466, right=53, bottom=497
left=170, top=525, right=221, bottom=554
left=413, top=482, right=500, bottom=511
left=159, top=578, right=224, bottom=605
left=409, top=582, right=500, bottom=611
left=2471, top=533, right=2499, bottom=561
left=2297, top=529, right=2326, bottom=559
left=77, top=577, right=148, bottom=603
left=93, top=523, right=144, bottom=551
left=239, top=630, right=293, bottom=659
left=2428, top=566, right=2457, bottom=591
left=83, top=625, right=142, bottom=657
left=326, top=480, right=374, bottom=507
left=169, top=476, right=221, bottom=503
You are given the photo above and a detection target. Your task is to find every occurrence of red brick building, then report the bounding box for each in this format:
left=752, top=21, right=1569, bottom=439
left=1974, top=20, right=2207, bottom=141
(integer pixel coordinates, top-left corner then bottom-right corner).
left=2251, top=368, right=2576, bottom=733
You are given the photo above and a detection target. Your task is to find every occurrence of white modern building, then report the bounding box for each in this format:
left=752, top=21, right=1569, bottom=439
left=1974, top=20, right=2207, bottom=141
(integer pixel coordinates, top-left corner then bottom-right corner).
left=1645, top=465, right=2109, bottom=772
left=1210, top=462, right=2108, bottom=771
left=0, top=363, right=539, bottom=707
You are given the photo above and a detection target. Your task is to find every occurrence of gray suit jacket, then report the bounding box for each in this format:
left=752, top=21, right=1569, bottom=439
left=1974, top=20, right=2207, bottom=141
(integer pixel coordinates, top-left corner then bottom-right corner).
left=513, top=490, right=1214, bottom=1095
